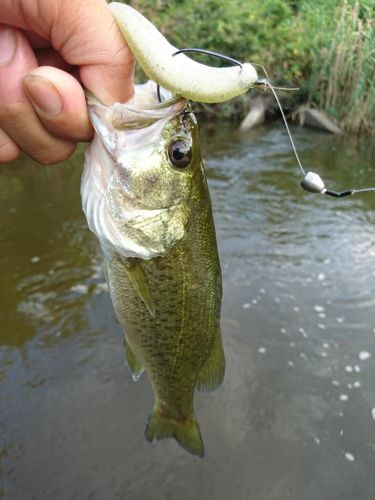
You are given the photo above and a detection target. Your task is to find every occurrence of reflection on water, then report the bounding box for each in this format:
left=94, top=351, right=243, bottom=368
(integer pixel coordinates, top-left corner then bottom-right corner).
left=0, top=124, right=374, bottom=499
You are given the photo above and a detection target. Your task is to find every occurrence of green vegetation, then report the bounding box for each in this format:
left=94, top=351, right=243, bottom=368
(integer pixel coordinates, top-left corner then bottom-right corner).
left=126, top=0, right=374, bottom=136
left=307, top=1, right=374, bottom=135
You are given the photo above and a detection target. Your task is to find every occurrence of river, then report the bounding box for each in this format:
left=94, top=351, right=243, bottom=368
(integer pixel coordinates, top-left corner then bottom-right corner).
left=0, top=122, right=374, bottom=499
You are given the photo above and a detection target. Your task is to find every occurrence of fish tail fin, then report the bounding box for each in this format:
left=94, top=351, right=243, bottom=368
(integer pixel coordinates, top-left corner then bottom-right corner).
left=145, top=408, right=205, bottom=457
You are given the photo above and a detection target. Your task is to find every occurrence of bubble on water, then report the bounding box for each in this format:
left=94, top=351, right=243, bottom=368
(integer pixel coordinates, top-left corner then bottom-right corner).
left=242, top=303, right=251, bottom=309
left=340, top=394, right=349, bottom=402
left=299, top=328, right=309, bottom=339
left=299, top=352, right=308, bottom=361
left=353, top=381, right=361, bottom=389
left=30, top=256, right=40, bottom=263
left=280, top=327, right=287, bottom=334
left=258, top=347, right=267, bottom=354
left=347, top=383, right=353, bottom=390
left=314, top=437, right=321, bottom=445
left=339, top=429, right=344, bottom=437
left=317, top=273, right=326, bottom=281
left=274, top=297, right=280, bottom=303
left=323, top=343, right=330, bottom=349
left=289, top=342, right=296, bottom=348
left=319, top=313, right=326, bottom=319
left=70, top=284, right=89, bottom=294
left=332, top=380, right=340, bottom=386
left=318, top=324, right=326, bottom=330
left=345, top=365, right=353, bottom=373
left=288, top=361, right=294, bottom=368
left=259, top=288, right=266, bottom=294
left=293, top=306, right=300, bottom=312
left=321, top=351, right=328, bottom=358
left=326, top=299, right=332, bottom=305
left=314, top=305, right=325, bottom=313
left=354, top=365, right=361, bottom=373
left=359, top=351, right=371, bottom=361
left=344, top=452, right=355, bottom=462
left=371, top=408, right=375, bottom=421
left=336, top=317, right=344, bottom=323
left=252, top=299, right=258, bottom=305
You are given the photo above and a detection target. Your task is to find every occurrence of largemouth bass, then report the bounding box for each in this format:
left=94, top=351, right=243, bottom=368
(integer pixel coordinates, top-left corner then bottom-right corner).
left=81, top=82, right=224, bottom=457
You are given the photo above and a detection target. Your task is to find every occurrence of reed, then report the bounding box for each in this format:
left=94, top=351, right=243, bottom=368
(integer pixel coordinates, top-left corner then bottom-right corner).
left=307, top=1, right=374, bottom=135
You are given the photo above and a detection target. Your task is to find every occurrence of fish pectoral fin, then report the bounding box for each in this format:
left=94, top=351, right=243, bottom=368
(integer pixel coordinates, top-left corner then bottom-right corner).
left=196, top=329, right=225, bottom=393
left=145, top=408, right=204, bottom=458
left=121, top=257, right=156, bottom=318
left=124, top=337, right=145, bottom=381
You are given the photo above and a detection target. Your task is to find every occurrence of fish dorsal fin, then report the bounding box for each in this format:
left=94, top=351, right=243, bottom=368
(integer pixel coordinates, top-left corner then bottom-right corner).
left=121, top=257, right=156, bottom=318
left=196, top=329, right=225, bottom=393
left=124, top=337, right=145, bottom=381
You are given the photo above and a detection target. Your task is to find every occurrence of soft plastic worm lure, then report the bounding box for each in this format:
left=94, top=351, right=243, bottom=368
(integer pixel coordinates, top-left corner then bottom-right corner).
left=109, top=2, right=258, bottom=103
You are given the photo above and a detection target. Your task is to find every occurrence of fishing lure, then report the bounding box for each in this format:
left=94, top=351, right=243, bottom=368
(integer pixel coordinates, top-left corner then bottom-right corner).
left=109, top=2, right=258, bottom=102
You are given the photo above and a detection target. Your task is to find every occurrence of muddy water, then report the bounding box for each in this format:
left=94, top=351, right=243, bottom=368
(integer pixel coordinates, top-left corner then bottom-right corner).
left=0, top=123, right=374, bottom=500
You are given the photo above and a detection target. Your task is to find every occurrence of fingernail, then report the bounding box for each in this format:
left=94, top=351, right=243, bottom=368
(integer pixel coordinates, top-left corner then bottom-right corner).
left=24, top=75, right=64, bottom=116
left=0, top=25, right=17, bottom=65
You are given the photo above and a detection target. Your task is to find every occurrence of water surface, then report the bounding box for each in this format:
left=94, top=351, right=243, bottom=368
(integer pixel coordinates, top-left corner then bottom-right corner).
left=1, top=123, right=374, bottom=500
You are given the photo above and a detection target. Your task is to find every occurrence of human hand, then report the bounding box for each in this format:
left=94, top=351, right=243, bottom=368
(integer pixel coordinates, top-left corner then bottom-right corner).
left=0, top=0, right=134, bottom=164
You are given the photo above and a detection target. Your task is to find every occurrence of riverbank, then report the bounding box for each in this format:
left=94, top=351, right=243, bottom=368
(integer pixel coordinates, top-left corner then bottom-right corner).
left=127, top=0, right=374, bottom=137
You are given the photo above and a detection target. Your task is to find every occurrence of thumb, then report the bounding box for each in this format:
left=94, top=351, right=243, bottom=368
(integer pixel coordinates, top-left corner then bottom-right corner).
left=53, top=0, right=135, bottom=104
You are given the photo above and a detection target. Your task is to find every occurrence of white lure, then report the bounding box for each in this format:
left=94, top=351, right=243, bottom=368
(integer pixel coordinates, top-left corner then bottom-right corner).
left=109, top=2, right=258, bottom=103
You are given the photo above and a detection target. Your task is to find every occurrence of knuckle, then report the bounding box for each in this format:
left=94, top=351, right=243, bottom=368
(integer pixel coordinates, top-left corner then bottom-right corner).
left=0, top=141, right=20, bottom=163
left=0, top=129, right=20, bottom=163
left=34, top=142, right=76, bottom=165
left=0, top=102, right=25, bottom=123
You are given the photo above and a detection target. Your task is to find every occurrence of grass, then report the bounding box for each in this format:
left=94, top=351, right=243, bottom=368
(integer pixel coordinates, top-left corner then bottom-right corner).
left=307, top=1, right=375, bottom=136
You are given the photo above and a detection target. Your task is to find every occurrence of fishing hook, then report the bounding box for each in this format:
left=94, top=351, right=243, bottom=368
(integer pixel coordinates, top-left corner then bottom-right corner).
left=156, top=48, right=243, bottom=103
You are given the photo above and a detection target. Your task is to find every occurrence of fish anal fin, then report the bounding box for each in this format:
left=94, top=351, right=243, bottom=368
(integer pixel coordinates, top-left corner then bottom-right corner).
left=196, top=330, right=225, bottom=393
left=121, top=257, right=156, bottom=318
left=145, top=408, right=204, bottom=457
left=124, top=337, right=145, bottom=382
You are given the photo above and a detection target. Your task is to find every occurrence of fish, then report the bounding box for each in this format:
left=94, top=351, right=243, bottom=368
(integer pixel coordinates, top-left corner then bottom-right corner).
left=81, top=82, right=224, bottom=457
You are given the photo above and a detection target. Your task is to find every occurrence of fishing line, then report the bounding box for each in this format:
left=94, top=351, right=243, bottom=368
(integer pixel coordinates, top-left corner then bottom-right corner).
left=254, top=78, right=305, bottom=176
left=254, top=77, right=375, bottom=197
left=158, top=47, right=374, bottom=197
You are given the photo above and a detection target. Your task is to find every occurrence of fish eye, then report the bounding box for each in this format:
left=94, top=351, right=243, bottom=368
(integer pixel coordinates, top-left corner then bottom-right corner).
left=168, top=139, right=192, bottom=168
